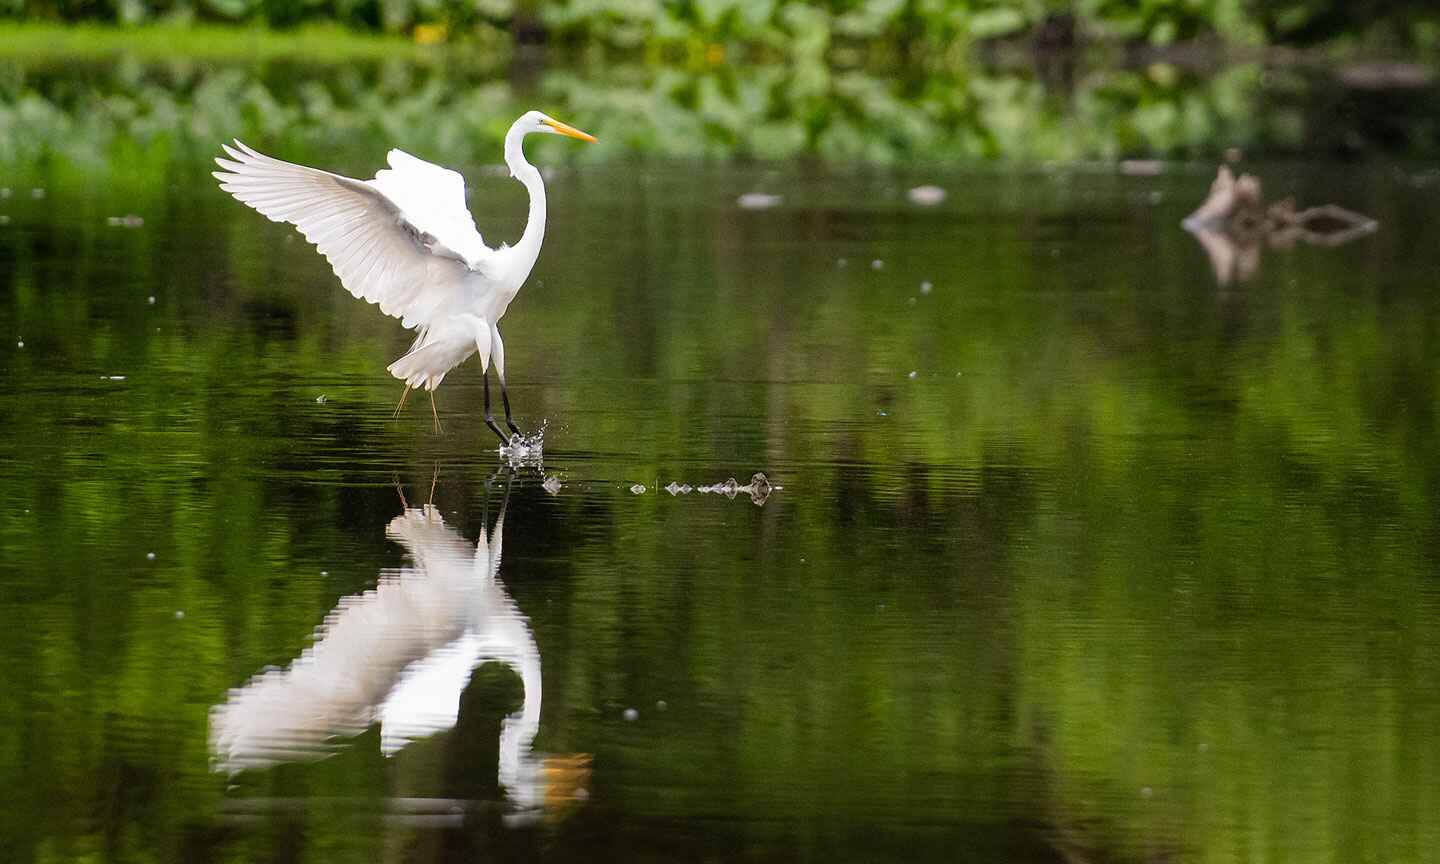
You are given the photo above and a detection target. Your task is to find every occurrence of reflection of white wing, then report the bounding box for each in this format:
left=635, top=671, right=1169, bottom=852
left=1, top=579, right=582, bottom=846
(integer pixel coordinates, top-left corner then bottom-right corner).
left=213, top=142, right=493, bottom=330
left=209, top=501, right=555, bottom=811
left=209, top=505, right=476, bottom=774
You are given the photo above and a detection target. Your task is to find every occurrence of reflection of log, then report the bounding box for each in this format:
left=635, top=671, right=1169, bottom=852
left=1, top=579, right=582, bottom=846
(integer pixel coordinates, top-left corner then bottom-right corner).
left=1182, top=166, right=1377, bottom=286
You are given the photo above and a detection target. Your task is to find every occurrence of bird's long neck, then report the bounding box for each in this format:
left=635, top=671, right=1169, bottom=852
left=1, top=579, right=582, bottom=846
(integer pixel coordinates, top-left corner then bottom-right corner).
left=504, top=126, right=546, bottom=282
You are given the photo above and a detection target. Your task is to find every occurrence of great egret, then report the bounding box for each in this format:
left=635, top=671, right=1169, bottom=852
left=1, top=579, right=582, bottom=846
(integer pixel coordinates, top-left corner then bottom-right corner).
left=212, top=111, right=597, bottom=442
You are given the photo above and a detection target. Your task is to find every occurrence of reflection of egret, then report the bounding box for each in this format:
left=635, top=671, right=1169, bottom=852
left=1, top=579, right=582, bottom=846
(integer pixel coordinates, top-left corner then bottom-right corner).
left=213, top=112, right=597, bottom=441
left=210, top=481, right=586, bottom=814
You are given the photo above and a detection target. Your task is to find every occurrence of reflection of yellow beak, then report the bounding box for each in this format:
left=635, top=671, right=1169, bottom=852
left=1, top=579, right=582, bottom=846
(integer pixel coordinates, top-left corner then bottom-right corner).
left=541, top=118, right=597, bottom=143
left=543, top=753, right=594, bottom=813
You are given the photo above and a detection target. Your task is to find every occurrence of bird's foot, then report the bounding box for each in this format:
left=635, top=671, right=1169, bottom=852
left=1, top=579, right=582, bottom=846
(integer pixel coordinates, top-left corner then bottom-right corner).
left=485, top=417, right=510, bottom=446
left=498, top=422, right=546, bottom=468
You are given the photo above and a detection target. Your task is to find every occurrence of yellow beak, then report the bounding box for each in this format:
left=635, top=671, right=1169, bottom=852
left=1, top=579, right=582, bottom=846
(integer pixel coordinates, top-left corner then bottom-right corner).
left=541, top=118, right=598, bottom=143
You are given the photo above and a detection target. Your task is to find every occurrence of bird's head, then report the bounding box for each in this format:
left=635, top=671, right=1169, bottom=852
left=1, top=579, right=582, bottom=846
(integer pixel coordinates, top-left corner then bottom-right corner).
left=519, top=111, right=597, bottom=143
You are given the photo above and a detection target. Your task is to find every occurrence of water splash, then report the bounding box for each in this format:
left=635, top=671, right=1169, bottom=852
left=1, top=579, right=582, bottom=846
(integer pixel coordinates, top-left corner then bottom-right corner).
left=499, top=421, right=546, bottom=468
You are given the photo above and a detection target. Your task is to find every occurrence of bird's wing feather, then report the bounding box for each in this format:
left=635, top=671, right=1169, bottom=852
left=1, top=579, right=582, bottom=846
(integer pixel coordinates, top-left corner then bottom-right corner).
left=213, top=140, right=489, bottom=329
left=370, top=149, right=493, bottom=266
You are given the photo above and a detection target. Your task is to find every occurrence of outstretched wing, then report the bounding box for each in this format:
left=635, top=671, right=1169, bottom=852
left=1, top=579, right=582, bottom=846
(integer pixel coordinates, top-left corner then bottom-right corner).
left=371, top=149, right=493, bottom=265
left=213, top=141, right=492, bottom=329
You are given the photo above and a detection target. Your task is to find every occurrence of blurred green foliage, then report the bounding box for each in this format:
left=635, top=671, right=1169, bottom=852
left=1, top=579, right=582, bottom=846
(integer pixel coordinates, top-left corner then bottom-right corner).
left=2, top=50, right=1436, bottom=176
left=1, top=0, right=1438, bottom=50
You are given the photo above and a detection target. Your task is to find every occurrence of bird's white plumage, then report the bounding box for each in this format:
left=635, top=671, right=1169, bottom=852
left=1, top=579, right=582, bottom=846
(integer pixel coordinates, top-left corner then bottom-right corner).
left=213, top=111, right=593, bottom=416
left=214, top=141, right=477, bottom=329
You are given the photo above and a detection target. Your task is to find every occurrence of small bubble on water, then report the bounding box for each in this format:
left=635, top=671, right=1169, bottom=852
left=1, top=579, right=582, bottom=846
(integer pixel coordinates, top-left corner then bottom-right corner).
left=655, top=700, right=668, bottom=711
left=147, top=296, right=156, bottom=305
left=907, top=370, right=918, bottom=379
left=906, top=297, right=917, bottom=306
left=1140, top=786, right=1154, bottom=799
left=737, top=192, right=782, bottom=210
left=836, top=257, right=848, bottom=268
left=920, top=281, right=933, bottom=294
left=542, top=475, right=563, bottom=495
left=30, top=188, right=44, bottom=199
left=623, top=708, right=639, bottom=722
left=907, top=185, right=947, bottom=206
left=320, top=570, right=328, bottom=576
left=15, top=340, right=23, bottom=348
left=315, top=394, right=327, bottom=404
left=174, top=610, right=185, bottom=620
left=146, top=552, right=156, bottom=561
left=871, top=259, right=884, bottom=270
left=0, top=187, right=10, bottom=198
left=0, top=215, right=10, bottom=226
left=876, top=409, right=888, bottom=417
left=630, top=483, right=646, bottom=495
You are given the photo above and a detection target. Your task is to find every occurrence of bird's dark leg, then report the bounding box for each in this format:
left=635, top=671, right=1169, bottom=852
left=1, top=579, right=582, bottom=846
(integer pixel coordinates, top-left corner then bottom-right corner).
left=499, top=375, right=521, bottom=436
left=482, top=369, right=510, bottom=445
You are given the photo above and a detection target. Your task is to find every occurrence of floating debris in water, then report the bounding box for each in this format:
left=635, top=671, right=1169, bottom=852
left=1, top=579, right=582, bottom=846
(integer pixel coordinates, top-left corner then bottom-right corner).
left=1183, top=165, right=1378, bottom=286
left=1120, top=159, right=1164, bottom=176
left=106, top=215, right=144, bottom=228
left=696, top=472, right=776, bottom=506
left=919, top=281, right=933, bottom=295
left=737, top=192, right=782, bottom=210
left=664, top=482, right=693, bottom=496
left=629, top=484, right=646, bottom=495
left=870, top=259, right=884, bottom=270
left=30, top=188, right=44, bottom=200
left=541, top=475, right=563, bottom=496
left=623, top=708, right=639, bottom=722
left=106, top=375, right=126, bottom=381
left=836, top=257, right=848, bottom=268
left=907, top=185, right=947, bottom=206
left=906, top=297, right=917, bottom=306
left=0, top=188, right=9, bottom=198
left=315, top=394, right=327, bottom=404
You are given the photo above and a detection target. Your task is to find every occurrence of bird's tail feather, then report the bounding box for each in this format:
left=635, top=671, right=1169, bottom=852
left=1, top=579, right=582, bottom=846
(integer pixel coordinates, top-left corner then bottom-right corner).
left=387, top=338, right=476, bottom=391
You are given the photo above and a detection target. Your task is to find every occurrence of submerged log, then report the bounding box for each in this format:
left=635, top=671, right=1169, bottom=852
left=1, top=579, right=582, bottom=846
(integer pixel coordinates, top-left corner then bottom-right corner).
left=1182, top=166, right=1378, bottom=285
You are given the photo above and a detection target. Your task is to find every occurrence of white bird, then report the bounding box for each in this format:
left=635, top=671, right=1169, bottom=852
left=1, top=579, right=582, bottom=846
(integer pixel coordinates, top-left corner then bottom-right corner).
left=212, top=111, right=597, bottom=441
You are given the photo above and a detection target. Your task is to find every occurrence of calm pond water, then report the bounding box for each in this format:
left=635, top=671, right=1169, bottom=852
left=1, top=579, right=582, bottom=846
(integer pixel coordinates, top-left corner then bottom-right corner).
left=4, top=79, right=1440, bottom=861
